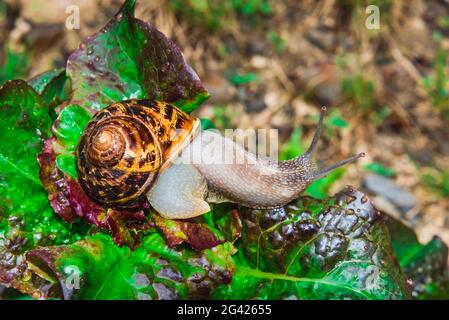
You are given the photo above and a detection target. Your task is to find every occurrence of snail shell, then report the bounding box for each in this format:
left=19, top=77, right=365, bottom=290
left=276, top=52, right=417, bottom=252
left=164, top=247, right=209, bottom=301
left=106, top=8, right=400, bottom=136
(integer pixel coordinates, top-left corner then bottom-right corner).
left=76, top=99, right=199, bottom=207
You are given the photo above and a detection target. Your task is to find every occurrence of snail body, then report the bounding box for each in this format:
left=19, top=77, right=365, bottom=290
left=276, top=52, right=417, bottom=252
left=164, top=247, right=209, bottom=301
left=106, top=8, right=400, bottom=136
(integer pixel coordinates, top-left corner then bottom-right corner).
left=76, top=100, right=364, bottom=219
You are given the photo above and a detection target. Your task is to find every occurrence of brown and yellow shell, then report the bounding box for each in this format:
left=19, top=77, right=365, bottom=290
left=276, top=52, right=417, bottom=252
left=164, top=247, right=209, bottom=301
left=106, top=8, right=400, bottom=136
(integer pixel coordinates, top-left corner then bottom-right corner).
left=76, top=99, right=200, bottom=207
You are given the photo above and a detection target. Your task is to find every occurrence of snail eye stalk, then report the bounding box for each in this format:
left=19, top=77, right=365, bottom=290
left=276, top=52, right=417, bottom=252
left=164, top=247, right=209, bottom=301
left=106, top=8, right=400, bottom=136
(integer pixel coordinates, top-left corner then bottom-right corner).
left=312, top=152, right=366, bottom=180
left=304, top=106, right=327, bottom=158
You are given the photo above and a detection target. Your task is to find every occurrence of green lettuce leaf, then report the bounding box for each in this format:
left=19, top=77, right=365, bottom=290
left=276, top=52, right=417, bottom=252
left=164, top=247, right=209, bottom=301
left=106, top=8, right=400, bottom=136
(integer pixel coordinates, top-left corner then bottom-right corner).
left=28, top=69, right=66, bottom=95
left=50, top=104, right=91, bottom=178
left=0, top=80, right=88, bottom=292
left=52, top=104, right=92, bottom=154
left=25, top=233, right=235, bottom=300
left=28, top=68, right=71, bottom=109
left=0, top=80, right=73, bottom=245
left=386, top=215, right=449, bottom=299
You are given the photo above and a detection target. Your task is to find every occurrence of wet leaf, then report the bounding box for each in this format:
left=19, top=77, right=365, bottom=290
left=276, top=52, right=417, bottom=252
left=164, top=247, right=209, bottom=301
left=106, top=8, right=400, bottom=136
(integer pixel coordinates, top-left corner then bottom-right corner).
left=0, top=80, right=75, bottom=245
left=152, top=214, right=224, bottom=251
left=386, top=215, right=449, bottom=299
left=213, top=188, right=411, bottom=299
left=55, top=154, right=78, bottom=180
left=30, top=0, right=214, bottom=250
left=0, top=81, right=87, bottom=292
left=52, top=104, right=92, bottom=154
left=41, top=71, right=72, bottom=109
left=67, top=0, right=209, bottom=113
left=25, top=233, right=235, bottom=300
left=213, top=208, right=242, bottom=244
left=38, top=138, right=78, bottom=223
left=28, top=68, right=65, bottom=95
left=37, top=137, right=152, bottom=249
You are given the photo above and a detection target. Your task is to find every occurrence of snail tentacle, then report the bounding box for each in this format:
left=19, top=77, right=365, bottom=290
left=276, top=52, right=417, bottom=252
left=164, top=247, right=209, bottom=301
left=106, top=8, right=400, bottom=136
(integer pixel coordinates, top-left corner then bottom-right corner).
left=304, top=106, right=326, bottom=157
left=279, top=105, right=364, bottom=182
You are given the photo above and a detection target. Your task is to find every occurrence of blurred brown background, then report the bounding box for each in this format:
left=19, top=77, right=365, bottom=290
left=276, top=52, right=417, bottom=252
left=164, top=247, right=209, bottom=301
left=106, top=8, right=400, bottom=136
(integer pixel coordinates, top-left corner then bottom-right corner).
left=0, top=0, right=448, bottom=247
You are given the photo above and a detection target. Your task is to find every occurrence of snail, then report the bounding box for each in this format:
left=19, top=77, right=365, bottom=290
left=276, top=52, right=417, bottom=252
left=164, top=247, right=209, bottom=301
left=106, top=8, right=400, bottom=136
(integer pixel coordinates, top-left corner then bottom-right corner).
left=76, top=99, right=364, bottom=219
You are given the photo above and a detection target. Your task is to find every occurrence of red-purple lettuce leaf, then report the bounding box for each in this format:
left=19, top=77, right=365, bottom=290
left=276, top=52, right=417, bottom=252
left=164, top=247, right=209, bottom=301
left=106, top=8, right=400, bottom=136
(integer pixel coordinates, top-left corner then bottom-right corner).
left=37, top=138, right=153, bottom=249
left=40, top=104, right=222, bottom=250
left=25, top=233, right=235, bottom=300
left=38, top=138, right=77, bottom=223
left=32, top=0, right=215, bottom=251
left=152, top=214, right=224, bottom=251
left=212, top=188, right=412, bottom=300
left=38, top=100, right=152, bottom=248
left=66, top=0, right=209, bottom=113
left=67, top=178, right=154, bottom=249
left=150, top=204, right=244, bottom=251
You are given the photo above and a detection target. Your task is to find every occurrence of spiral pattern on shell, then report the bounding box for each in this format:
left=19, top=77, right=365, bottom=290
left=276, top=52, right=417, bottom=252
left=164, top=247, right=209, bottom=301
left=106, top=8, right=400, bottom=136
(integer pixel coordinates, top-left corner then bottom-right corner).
left=76, top=99, right=198, bottom=207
